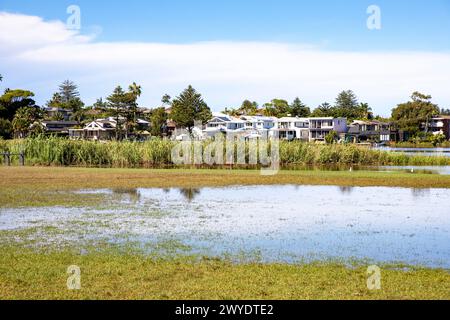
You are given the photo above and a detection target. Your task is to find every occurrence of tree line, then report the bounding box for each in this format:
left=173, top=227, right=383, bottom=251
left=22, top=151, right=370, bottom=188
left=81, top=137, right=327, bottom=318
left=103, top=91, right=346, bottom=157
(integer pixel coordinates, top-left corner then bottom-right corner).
left=0, top=72, right=447, bottom=141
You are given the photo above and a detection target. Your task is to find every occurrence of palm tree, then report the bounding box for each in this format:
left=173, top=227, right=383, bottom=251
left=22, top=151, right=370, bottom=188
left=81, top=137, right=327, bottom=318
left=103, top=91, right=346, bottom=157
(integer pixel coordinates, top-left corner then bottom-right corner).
left=128, top=82, right=142, bottom=98
left=127, top=82, right=142, bottom=138
left=0, top=74, right=3, bottom=82
left=161, top=94, right=171, bottom=106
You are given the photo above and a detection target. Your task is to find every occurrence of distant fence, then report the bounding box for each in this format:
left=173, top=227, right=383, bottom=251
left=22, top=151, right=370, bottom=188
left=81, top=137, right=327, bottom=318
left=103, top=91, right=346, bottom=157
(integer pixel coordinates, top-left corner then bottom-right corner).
left=1, top=152, right=25, bottom=166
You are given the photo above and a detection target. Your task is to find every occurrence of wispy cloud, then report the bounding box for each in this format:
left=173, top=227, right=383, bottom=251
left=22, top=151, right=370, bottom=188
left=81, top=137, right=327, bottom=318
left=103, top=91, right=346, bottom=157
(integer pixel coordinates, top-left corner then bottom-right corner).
left=1, top=11, right=449, bottom=115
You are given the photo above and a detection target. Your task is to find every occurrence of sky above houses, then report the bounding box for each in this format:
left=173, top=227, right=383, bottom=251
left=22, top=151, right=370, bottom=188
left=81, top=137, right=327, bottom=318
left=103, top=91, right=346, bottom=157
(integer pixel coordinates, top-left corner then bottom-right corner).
left=1, top=0, right=450, bottom=116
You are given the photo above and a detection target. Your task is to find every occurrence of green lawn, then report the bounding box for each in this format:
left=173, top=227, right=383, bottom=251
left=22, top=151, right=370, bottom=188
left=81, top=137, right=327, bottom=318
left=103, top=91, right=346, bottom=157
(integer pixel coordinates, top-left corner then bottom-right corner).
left=0, top=247, right=448, bottom=300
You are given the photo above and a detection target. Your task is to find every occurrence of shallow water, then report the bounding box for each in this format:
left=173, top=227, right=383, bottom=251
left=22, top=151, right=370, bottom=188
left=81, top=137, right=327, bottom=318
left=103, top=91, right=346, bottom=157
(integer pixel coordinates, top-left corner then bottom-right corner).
left=1, top=185, right=449, bottom=268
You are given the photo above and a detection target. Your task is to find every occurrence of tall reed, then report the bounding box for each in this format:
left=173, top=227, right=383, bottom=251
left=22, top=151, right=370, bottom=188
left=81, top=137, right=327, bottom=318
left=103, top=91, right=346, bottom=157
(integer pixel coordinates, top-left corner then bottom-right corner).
left=1, top=138, right=449, bottom=167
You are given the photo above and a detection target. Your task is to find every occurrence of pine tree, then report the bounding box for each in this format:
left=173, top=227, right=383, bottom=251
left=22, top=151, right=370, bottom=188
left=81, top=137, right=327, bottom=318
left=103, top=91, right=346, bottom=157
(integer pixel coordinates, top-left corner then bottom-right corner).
left=171, top=85, right=212, bottom=133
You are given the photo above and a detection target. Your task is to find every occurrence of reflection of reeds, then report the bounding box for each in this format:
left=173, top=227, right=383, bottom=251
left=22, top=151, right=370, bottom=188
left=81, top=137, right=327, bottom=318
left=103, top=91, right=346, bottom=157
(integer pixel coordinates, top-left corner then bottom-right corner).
left=1, top=137, right=450, bottom=167
left=179, top=188, right=201, bottom=202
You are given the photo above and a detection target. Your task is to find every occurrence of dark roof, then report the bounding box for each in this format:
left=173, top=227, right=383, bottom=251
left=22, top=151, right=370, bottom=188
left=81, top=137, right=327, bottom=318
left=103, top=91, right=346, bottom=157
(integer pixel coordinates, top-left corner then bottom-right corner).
left=42, top=121, right=78, bottom=125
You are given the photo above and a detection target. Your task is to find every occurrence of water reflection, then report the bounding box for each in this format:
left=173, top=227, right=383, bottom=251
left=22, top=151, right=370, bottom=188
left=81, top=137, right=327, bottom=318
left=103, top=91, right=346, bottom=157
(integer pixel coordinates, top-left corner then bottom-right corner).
left=178, top=188, right=201, bottom=202
left=112, top=188, right=141, bottom=202
left=411, top=188, right=431, bottom=198
left=339, top=186, right=354, bottom=194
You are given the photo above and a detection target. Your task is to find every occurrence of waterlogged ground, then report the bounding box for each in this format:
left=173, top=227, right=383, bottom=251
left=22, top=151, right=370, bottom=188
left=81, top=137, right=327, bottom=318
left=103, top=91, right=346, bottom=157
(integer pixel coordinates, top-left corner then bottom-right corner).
left=1, top=185, right=449, bottom=268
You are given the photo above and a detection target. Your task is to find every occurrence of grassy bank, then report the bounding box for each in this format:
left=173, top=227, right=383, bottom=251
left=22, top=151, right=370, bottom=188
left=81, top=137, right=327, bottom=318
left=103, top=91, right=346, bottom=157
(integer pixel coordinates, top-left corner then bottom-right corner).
left=1, top=167, right=450, bottom=207
left=389, top=141, right=450, bottom=148
left=2, top=138, right=450, bottom=167
left=0, top=246, right=448, bottom=300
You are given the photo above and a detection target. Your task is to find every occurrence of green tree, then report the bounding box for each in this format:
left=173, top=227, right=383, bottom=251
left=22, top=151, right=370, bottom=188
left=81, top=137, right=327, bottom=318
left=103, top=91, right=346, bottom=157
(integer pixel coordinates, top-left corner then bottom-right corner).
left=0, top=89, right=36, bottom=120
left=93, top=98, right=108, bottom=110
left=127, top=82, right=142, bottom=137
left=59, top=80, right=80, bottom=104
left=0, top=118, right=12, bottom=139
left=162, top=94, right=172, bottom=106
left=440, top=108, right=450, bottom=115
left=150, top=107, right=168, bottom=137
left=290, top=98, right=310, bottom=117
left=46, top=81, right=84, bottom=113
left=107, top=86, right=128, bottom=140
left=263, top=99, right=290, bottom=117
left=430, top=133, right=446, bottom=146
left=334, top=90, right=360, bottom=120
left=311, top=102, right=334, bottom=117
left=358, top=102, right=373, bottom=120
left=171, top=85, right=212, bottom=133
left=239, top=100, right=259, bottom=115
left=12, top=106, right=43, bottom=138
left=391, top=92, right=440, bottom=137
left=325, top=130, right=339, bottom=144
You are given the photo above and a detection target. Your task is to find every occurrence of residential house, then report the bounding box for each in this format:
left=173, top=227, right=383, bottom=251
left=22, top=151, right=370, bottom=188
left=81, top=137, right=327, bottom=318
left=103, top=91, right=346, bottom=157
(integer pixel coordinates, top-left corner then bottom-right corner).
left=203, top=113, right=245, bottom=138
left=427, top=115, right=450, bottom=140
left=347, top=120, right=393, bottom=143
left=271, top=117, right=309, bottom=141
left=308, top=117, right=348, bottom=142
left=42, top=121, right=79, bottom=136
left=70, top=117, right=151, bottom=141
left=44, top=107, right=73, bottom=121
left=69, top=119, right=116, bottom=141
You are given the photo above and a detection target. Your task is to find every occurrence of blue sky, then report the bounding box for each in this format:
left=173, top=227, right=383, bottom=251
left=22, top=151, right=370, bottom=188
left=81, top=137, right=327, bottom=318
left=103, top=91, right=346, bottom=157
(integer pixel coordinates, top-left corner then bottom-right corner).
left=2, top=0, right=450, bottom=50
left=1, top=0, right=450, bottom=115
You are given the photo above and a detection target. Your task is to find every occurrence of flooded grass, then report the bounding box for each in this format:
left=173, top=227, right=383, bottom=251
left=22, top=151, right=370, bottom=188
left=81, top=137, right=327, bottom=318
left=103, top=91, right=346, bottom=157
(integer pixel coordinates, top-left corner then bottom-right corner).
left=0, top=245, right=449, bottom=300
left=2, top=185, right=449, bottom=268
left=2, top=167, right=450, bottom=208
left=1, top=167, right=449, bottom=300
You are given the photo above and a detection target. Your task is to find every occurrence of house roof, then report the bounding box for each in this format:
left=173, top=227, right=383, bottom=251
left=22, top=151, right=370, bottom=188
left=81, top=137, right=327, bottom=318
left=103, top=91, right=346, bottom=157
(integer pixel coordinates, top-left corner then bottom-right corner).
left=42, top=121, right=78, bottom=125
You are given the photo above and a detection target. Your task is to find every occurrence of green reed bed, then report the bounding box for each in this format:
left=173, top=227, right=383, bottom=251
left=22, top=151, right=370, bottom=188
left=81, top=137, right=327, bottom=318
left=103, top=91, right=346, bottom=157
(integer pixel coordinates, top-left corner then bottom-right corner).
left=1, top=137, right=449, bottom=168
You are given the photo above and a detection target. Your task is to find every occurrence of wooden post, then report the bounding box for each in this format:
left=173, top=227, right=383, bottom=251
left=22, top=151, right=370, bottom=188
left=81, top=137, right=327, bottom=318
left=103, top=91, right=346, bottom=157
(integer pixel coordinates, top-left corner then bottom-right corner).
left=19, top=152, right=25, bottom=166
left=4, top=152, right=11, bottom=166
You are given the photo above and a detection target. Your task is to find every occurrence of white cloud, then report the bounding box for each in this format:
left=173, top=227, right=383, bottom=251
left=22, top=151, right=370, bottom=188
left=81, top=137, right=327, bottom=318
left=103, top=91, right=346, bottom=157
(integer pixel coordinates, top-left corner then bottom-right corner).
left=1, top=11, right=450, bottom=115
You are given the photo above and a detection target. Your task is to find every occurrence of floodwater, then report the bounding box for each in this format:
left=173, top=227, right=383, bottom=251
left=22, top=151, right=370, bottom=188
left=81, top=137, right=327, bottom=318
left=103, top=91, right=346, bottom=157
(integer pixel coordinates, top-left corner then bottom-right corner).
left=1, top=185, right=449, bottom=268
left=374, top=147, right=450, bottom=157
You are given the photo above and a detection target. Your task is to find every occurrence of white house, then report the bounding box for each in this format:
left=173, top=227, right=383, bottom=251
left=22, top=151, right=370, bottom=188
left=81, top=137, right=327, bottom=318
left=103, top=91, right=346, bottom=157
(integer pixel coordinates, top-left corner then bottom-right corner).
left=270, top=117, right=309, bottom=141
left=308, top=117, right=348, bottom=142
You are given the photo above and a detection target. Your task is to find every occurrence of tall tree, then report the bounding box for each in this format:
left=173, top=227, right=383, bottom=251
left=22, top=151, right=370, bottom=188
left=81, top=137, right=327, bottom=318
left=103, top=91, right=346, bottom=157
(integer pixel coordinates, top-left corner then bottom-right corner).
left=440, top=108, right=450, bottom=115
left=333, top=90, right=360, bottom=120
left=290, top=98, right=311, bottom=117
left=237, top=100, right=259, bottom=116
left=0, top=89, right=37, bottom=121
left=263, top=99, right=290, bottom=117
left=107, top=86, right=128, bottom=140
left=170, top=85, right=212, bottom=133
left=59, top=80, right=80, bottom=103
left=93, top=98, right=108, bottom=110
left=391, top=92, right=440, bottom=136
left=127, top=82, right=142, bottom=136
left=162, top=94, right=172, bottom=106
left=358, top=102, right=374, bottom=120
left=150, top=107, right=168, bottom=137
left=0, top=118, right=12, bottom=139
left=12, top=106, right=43, bottom=138
left=311, top=102, right=334, bottom=117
